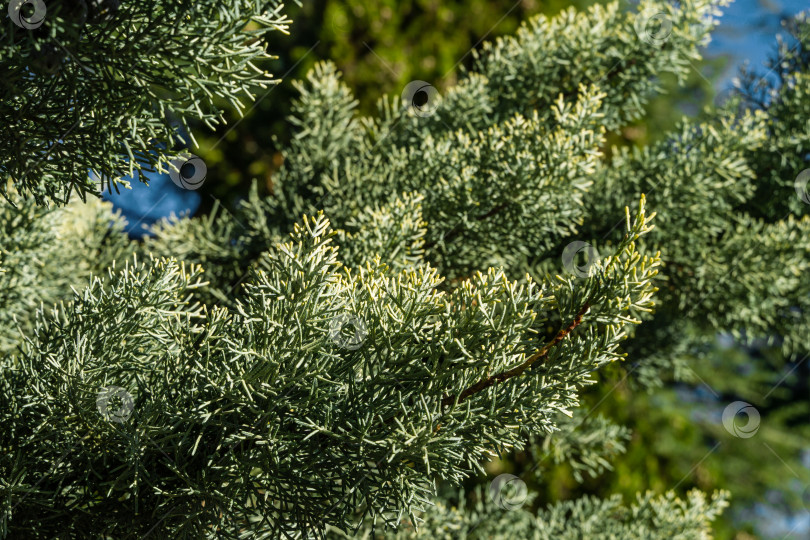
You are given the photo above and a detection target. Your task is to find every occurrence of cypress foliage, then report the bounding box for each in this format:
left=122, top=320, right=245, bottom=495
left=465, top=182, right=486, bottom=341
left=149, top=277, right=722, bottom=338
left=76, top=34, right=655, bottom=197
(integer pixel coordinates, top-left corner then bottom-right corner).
left=1, top=0, right=808, bottom=537
left=1, top=0, right=291, bottom=204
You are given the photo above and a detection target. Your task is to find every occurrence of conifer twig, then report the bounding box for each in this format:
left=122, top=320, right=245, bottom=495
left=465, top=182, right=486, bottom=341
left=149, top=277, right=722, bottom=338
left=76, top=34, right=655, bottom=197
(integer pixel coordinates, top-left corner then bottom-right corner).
left=441, top=300, right=592, bottom=409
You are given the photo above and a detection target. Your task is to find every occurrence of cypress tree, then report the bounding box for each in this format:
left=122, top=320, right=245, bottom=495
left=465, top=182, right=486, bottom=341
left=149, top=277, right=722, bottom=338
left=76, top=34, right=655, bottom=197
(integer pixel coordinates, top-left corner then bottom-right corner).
left=2, top=0, right=808, bottom=537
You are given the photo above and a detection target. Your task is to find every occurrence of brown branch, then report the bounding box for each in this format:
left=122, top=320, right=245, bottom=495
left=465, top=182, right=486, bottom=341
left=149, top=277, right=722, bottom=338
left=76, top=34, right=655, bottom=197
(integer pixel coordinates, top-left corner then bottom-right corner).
left=441, top=300, right=591, bottom=409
